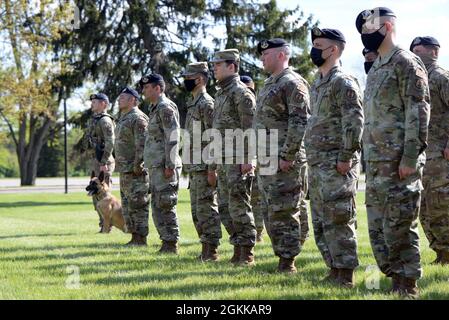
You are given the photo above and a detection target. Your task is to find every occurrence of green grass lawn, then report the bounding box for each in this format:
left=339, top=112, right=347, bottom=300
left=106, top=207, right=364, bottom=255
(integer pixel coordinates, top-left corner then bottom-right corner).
left=0, top=190, right=448, bottom=300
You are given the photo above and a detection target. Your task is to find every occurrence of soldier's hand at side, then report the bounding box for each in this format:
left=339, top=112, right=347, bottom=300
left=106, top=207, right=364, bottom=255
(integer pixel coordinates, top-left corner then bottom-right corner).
left=279, top=159, right=294, bottom=172
left=207, top=170, right=217, bottom=187
left=241, top=164, right=255, bottom=175
left=336, top=161, right=351, bottom=175
left=399, top=166, right=416, bottom=180
left=444, top=148, right=449, bottom=161
left=164, top=168, right=175, bottom=179
left=99, top=165, right=108, bottom=173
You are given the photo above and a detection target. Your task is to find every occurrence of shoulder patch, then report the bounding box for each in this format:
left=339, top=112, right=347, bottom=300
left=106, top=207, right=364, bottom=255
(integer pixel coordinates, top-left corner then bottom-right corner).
left=346, top=88, right=357, bottom=100
left=416, top=67, right=427, bottom=79
left=162, top=107, right=175, bottom=123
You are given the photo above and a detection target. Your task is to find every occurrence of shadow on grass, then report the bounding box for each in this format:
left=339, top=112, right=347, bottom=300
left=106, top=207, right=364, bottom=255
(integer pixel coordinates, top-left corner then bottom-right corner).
left=2, top=238, right=448, bottom=299
left=0, top=201, right=89, bottom=208
left=0, top=233, right=78, bottom=240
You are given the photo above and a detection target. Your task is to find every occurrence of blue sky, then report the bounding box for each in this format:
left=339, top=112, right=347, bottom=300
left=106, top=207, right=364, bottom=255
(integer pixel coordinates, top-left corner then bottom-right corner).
left=277, top=0, right=449, bottom=82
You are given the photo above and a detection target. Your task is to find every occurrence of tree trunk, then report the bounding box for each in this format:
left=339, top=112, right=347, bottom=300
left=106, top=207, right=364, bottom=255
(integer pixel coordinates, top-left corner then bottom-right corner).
left=18, top=116, right=52, bottom=186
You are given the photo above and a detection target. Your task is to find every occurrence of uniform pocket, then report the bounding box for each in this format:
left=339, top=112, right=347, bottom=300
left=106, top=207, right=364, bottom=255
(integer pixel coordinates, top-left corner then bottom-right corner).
left=158, top=189, right=178, bottom=209
left=331, top=198, right=356, bottom=225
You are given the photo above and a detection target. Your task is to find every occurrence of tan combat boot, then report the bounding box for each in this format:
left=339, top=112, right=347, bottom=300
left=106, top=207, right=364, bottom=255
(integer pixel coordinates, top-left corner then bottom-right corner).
left=238, top=246, right=255, bottom=267
left=126, top=233, right=147, bottom=246
left=198, top=242, right=208, bottom=261
left=337, top=269, right=355, bottom=288
left=323, top=267, right=339, bottom=283
left=278, top=257, right=297, bottom=274
left=400, top=277, right=419, bottom=299
left=159, top=241, right=178, bottom=254
left=205, top=244, right=220, bottom=262
left=230, top=245, right=241, bottom=264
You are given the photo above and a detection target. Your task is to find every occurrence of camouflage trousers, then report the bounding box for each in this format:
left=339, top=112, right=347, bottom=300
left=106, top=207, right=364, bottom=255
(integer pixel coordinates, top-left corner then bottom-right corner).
left=189, top=171, right=222, bottom=246
left=309, top=161, right=359, bottom=269
left=366, top=161, right=422, bottom=280
left=119, top=171, right=149, bottom=237
left=251, top=176, right=267, bottom=237
left=299, top=165, right=310, bottom=244
left=92, top=159, right=115, bottom=227
left=421, top=157, right=449, bottom=253
left=257, top=162, right=307, bottom=259
left=217, top=164, right=256, bottom=247
left=150, top=167, right=181, bottom=242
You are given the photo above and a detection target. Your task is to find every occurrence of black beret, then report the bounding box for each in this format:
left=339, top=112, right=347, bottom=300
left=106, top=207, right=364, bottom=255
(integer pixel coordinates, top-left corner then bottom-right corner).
left=257, top=38, right=289, bottom=54
left=120, top=86, right=140, bottom=99
left=240, top=75, right=254, bottom=84
left=362, top=48, right=377, bottom=56
left=311, top=27, right=346, bottom=43
left=139, top=73, right=164, bottom=86
left=90, top=93, right=109, bottom=103
left=410, top=36, right=440, bottom=51
left=356, top=7, right=396, bottom=34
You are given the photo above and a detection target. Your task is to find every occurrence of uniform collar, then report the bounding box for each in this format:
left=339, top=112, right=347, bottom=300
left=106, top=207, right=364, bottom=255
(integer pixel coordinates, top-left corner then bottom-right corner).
left=425, top=61, right=438, bottom=74
left=149, top=93, right=167, bottom=111
left=188, top=88, right=207, bottom=107
left=93, top=111, right=108, bottom=118
left=373, top=45, right=401, bottom=70
left=265, top=67, right=292, bottom=85
left=315, top=65, right=340, bottom=88
left=217, top=74, right=239, bottom=91
left=119, top=107, right=138, bottom=120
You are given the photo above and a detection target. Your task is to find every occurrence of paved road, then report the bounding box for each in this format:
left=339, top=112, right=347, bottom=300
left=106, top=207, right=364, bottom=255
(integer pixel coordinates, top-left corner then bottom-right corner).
left=0, top=176, right=190, bottom=194
left=0, top=174, right=366, bottom=194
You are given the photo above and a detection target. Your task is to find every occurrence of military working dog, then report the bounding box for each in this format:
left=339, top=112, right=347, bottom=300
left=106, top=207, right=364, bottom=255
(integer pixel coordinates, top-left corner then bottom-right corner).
left=86, top=171, right=128, bottom=233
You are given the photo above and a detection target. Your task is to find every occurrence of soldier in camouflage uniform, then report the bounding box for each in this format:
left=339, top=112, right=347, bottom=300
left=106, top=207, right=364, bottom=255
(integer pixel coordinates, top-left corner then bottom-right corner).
left=254, top=39, right=310, bottom=273
left=356, top=7, right=430, bottom=297
left=140, top=74, right=182, bottom=254
left=85, top=93, right=115, bottom=232
left=411, top=36, right=449, bottom=265
left=305, top=28, right=364, bottom=287
left=114, top=87, right=150, bottom=246
left=182, top=62, right=222, bottom=261
left=211, top=49, right=257, bottom=266
left=242, top=74, right=311, bottom=246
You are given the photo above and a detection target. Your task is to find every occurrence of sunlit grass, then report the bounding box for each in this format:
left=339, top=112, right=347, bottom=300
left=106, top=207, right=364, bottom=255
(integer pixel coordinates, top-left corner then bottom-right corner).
left=0, top=190, right=448, bottom=299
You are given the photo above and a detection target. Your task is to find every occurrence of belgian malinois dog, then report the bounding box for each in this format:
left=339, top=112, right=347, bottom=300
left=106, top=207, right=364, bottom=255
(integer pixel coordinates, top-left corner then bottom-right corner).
left=86, top=171, right=128, bottom=233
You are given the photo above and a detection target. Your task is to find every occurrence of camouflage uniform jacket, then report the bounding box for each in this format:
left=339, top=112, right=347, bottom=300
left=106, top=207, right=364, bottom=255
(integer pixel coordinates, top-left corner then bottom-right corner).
left=89, top=112, right=115, bottom=165
left=363, top=46, right=430, bottom=168
left=424, top=61, right=449, bottom=159
left=254, top=67, right=310, bottom=163
left=305, top=66, right=364, bottom=166
left=144, top=94, right=182, bottom=169
left=183, top=89, right=215, bottom=173
left=212, top=74, right=256, bottom=166
left=114, top=107, right=149, bottom=173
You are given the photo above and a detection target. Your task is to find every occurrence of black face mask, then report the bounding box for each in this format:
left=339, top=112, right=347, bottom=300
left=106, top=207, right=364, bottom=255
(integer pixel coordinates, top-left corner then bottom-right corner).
left=310, top=46, right=332, bottom=67
left=364, top=61, right=374, bottom=74
left=361, top=24, right=386, bottom=51
left=184, top=79, right=197, bottom=92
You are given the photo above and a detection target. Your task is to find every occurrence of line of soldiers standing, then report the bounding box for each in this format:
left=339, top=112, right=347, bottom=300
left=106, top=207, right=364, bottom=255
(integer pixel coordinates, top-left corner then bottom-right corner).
left=83, top=6, right=449, bottom=299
